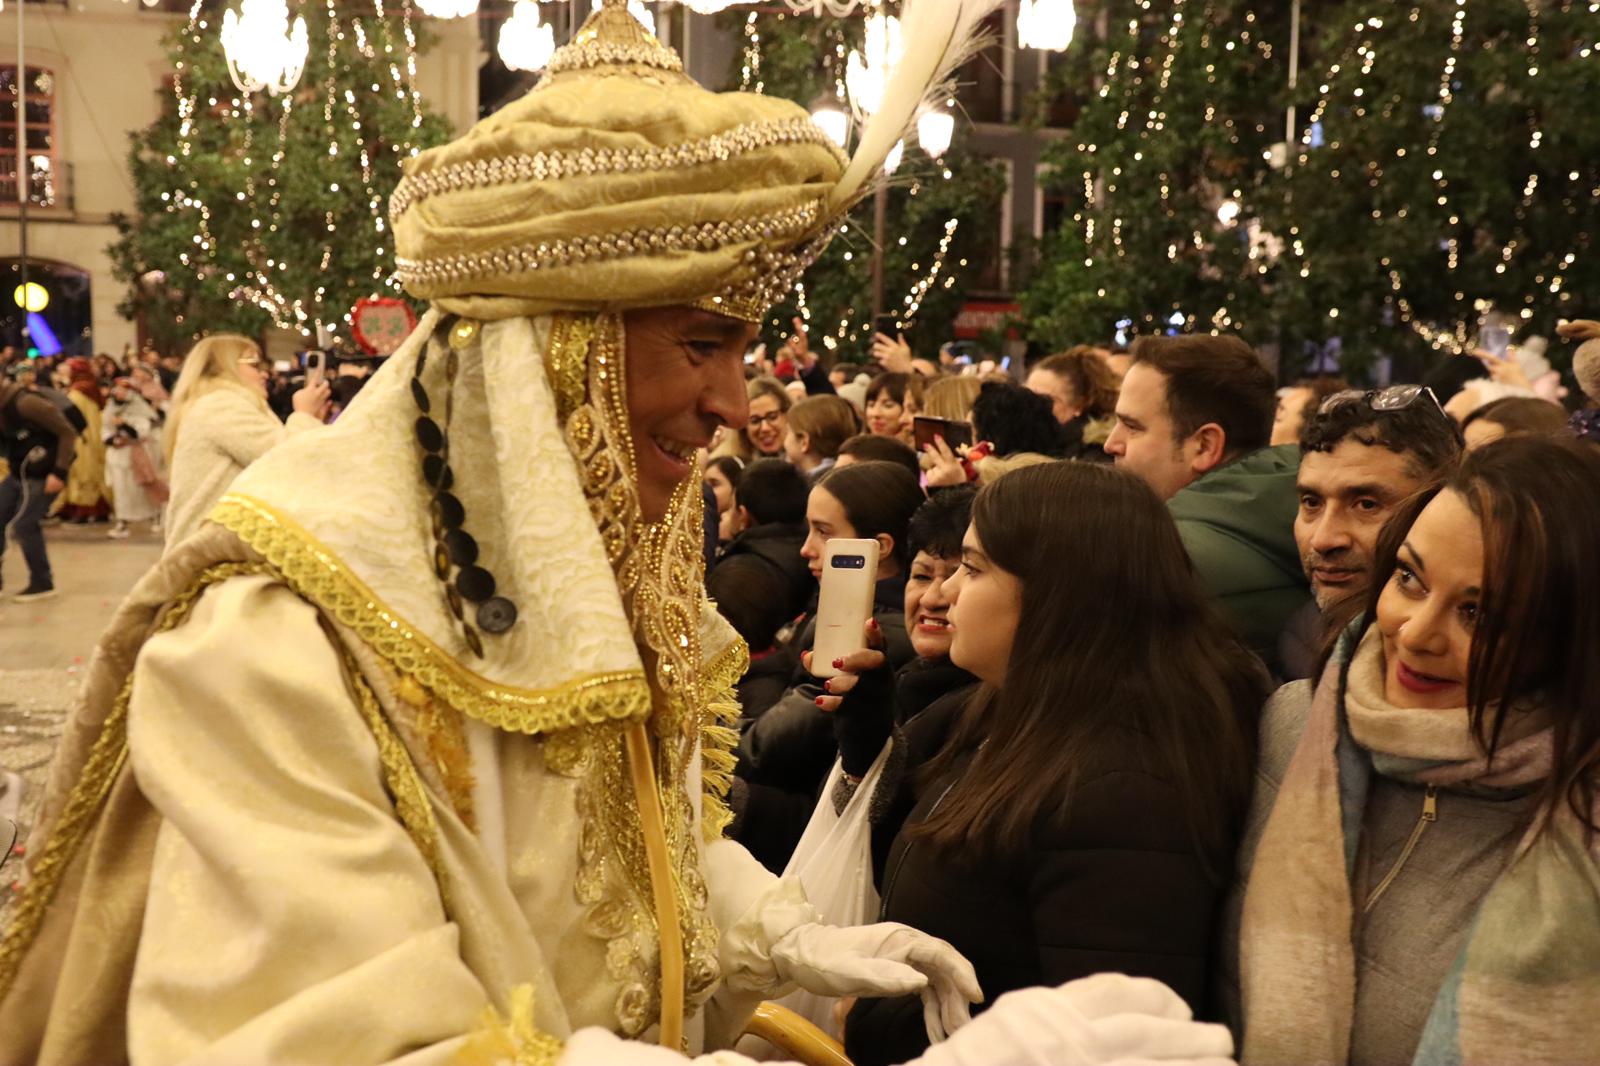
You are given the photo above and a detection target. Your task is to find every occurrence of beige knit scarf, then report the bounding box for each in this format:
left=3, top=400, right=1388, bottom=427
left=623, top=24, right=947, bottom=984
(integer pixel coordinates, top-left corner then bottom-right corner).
left=1238, top=625, right=1600, bottom=1066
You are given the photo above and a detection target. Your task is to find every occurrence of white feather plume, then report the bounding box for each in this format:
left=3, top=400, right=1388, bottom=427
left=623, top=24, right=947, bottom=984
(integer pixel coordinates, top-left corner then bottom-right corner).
left=828, top=0, right=1006, bottom=212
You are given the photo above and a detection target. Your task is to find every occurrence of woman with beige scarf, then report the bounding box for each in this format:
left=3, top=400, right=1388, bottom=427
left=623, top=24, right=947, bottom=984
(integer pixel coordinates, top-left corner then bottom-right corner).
left=1230, top=435, right=1600, bottom=1065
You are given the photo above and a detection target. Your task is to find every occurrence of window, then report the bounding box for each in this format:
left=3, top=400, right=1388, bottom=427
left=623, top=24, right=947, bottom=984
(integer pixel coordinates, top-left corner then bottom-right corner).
left=1038, top=50, right=1080, bottom=129
left=955, top=10, right=1009, bottom=124
left=0, top=66, right=58, bottom=208
left=1035, top=165, right=1069, bottom=241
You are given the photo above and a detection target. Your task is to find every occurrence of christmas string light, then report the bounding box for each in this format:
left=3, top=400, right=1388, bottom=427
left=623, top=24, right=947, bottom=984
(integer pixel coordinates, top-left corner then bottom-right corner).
left=900, top=218, right=959, bottom=325
left=740, top=12, right=763, bottom=93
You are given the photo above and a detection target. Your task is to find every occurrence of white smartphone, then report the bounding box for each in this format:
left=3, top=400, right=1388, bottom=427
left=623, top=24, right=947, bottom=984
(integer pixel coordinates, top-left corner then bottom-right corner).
left=810, top=538, right=881, bottom=680
left=304, top=350, right=326, bottom=386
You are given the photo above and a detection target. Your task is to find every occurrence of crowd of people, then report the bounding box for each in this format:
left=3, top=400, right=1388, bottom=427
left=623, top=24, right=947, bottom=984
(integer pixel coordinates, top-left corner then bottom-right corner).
left=698, top=319, right=1600, bottom=1064
left=7, top=2, right=1600, bottom=1060
left=0, top=338, right=337, bottom=598
left=6, top=307, right=1600, bottom=1065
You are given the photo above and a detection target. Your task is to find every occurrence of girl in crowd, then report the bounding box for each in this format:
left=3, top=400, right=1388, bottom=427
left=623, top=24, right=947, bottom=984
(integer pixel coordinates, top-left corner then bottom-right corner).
left=1235, top=436, right=1600, bottom=1065
left=783, top=394, right=861, bottom=482
left=821, top=462, right=1266, bottom=1065
left=702, top=453, right=744, bottom=546
left=865, top=371, right=923, bottom=445
left=732, top=460, right=926, bottom=871
left=163, top=334, right=328, bottom=546
left=103, top=378, right=168, bottom=538
left=1458, top=394, right=1570, bottom=451
left=921, top=376, right=981, bottom=424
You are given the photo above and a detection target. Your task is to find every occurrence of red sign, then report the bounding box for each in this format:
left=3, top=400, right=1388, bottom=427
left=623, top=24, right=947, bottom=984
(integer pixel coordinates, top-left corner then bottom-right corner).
left=351, top=297, right=418, bottom=355
left=952, top=301, right=1021, bottom=340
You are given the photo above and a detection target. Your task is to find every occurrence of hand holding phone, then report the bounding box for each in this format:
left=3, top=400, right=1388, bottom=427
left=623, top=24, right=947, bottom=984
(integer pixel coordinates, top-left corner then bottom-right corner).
left=304, top=350, right=327, bottom=387
left=1478, top=325, right=1511, bottom=360
left=913, top=415, right=975, bottom=453
left=809, top=539, right=881, bottom=679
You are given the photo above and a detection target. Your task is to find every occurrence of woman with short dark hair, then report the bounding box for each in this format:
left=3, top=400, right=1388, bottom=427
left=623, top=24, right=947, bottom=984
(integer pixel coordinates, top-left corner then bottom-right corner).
left=865, top=372, right=924, bottom=445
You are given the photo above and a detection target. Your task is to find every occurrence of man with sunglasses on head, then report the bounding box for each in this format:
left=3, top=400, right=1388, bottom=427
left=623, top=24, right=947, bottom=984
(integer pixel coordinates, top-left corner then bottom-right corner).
left=1278, top=385, right=1464, bottom=680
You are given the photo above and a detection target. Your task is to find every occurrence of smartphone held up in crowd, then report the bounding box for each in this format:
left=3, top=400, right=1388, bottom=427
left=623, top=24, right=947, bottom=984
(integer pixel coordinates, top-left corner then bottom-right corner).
left=810, top=538, right=881, bottom=679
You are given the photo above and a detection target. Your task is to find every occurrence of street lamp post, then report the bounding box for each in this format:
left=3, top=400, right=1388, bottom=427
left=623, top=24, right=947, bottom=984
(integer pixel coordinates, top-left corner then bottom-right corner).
left=16, top=0, right=28, bottom=353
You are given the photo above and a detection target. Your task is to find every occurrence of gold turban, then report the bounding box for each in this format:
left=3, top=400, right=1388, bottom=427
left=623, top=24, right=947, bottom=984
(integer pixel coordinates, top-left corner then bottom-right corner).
left=393, top=0, right=1004, bottom=324
left=392, top=1, right=847, bottom=324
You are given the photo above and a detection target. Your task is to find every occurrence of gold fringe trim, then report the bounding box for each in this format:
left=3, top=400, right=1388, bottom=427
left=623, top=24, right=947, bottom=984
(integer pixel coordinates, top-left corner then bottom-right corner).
left=211, top=493, right=654, bottom=737
left=0, top=562, right=267, bottom=1002
left=699, top=636, right=750, bottom=844
left=454, top=984, right=564, bottom=1066
left=416, top=691, right=478, bottom=833
left=336, top=643, right=448, bottom=898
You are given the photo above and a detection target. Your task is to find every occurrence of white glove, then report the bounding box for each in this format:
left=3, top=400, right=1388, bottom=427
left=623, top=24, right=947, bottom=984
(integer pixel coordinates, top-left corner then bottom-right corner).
left=769, top=921, right=982, bottom=1044
left=906, top=974, right=1235, bottom=1066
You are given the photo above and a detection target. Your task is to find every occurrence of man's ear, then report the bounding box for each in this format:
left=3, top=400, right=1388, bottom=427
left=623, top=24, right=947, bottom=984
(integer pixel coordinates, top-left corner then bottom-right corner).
left=875, top=533, right=895, bottom=564
left=1188, top=423, right=1229, bottom=475
left=736, top=505, right=753, bottom=533
left=796, top=431, right=811, bottom=455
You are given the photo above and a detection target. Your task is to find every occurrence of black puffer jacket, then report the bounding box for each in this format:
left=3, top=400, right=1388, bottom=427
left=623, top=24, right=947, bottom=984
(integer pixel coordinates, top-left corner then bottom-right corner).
left=706, top=521, right=814, bottom=654
left=844, top=704, right=1235, bottom=1066
left=727, top=647, right=962, bottom=875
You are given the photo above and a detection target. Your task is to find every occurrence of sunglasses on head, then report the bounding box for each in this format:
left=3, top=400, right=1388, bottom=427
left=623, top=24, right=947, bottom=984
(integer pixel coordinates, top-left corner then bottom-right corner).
left=1318, top=384, right=1446, bottom=419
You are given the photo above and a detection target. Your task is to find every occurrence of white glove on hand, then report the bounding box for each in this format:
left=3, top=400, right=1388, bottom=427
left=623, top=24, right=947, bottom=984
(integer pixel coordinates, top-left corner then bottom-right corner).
left=907, top=974, right=1235, bottom=1066
left=768, top=921, right=982, bottom=1044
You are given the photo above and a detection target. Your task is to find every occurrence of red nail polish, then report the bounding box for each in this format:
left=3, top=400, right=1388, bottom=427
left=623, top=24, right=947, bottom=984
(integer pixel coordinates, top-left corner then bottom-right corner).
left=814, top=696, right=826, bottom=707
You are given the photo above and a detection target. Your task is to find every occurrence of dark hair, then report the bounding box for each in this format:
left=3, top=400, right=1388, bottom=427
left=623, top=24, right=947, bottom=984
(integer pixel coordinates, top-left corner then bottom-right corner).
left=1300, top=392, right=1464, bottom=480
left=786, top=395, right=860, bottom=460
left=916, top=462, right=1266, bottom=860
left=707, top=454, right=745, bottom=491
left=837, top=433, right=920, bottom=479
left=735, top=458, right=809, bottom=526
left=971, top=381, right=1067, bottom=458
left=1130, top=334, right=1275, bottom=458
left=1034, top=347, right=1121, bottom=418
left=815, top=460, right=926, bottom=571
left=832, top=361, right=866, bottom=379
left=907, top=484, right=977, bottom=561
left=1420, top=354, right=1490, bottom=404
left=1460, top=396, right=1571, bottom=439
left=865, top=371, right=924, bottom=410
left=1360, top=436, right=1600, bottom=834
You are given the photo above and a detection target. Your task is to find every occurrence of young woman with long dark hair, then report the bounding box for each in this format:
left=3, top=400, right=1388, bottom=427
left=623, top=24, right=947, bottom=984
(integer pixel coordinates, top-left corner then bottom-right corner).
left=1233, top=436, right=1600, bottom=1065
left=823, top=461, right=1266, bottom=1065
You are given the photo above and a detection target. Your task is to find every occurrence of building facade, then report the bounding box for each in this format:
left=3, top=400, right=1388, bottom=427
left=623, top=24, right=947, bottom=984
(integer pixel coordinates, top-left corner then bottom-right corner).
left=0, top=0, right=481, bottom=359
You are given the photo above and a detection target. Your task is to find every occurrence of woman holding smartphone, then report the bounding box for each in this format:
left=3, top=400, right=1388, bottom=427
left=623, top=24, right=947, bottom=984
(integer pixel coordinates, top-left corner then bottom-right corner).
left=163, top=335, right=329, bottom=546
left=821, top=462, right=1266, bottom=1066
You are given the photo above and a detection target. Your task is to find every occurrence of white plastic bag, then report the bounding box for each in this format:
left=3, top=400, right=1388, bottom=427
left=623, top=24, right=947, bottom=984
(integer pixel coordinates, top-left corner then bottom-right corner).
left=768, top=742, right=893, bottom=1038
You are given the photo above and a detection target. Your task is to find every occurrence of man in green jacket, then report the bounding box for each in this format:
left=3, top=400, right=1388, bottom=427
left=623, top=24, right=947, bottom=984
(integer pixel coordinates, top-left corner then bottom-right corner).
left=1104, top=334, right=1308, bottom=676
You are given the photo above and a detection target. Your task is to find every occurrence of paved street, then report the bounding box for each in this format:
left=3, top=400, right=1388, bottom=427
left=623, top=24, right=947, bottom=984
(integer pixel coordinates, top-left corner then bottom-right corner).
left=1, top=521, right=163, bottom=900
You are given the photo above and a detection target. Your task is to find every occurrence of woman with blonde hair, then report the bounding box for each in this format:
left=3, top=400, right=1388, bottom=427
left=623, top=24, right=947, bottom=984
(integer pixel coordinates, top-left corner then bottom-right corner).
left=921, top=376, right=980, bottom=423
left=163, top=333, right=328, bottom=546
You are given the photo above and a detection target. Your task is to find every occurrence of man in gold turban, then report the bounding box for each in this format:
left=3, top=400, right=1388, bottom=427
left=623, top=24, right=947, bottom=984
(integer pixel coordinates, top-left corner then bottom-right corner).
left=0, top=3, right=1234, bottom=1064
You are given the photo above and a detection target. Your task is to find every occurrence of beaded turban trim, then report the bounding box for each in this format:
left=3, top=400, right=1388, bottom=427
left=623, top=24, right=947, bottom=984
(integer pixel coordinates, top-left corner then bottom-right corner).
left=392, top=0, right=848, bottom=324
